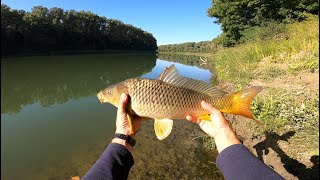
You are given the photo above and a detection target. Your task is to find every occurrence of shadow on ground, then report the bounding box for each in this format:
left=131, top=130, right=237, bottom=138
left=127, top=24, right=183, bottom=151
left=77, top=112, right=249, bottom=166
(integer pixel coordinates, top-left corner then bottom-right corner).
left=253, top=131, right=319, bottom=180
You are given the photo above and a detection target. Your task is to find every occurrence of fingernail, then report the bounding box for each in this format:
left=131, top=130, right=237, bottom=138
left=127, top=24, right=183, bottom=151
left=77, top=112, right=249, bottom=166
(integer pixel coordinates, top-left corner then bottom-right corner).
left=201, top=101, right=207, bottom=107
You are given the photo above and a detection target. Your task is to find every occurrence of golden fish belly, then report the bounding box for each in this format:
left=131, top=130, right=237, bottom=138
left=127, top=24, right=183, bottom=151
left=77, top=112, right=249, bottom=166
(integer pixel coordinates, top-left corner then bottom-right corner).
left=126, top=78, right=228, bottom=119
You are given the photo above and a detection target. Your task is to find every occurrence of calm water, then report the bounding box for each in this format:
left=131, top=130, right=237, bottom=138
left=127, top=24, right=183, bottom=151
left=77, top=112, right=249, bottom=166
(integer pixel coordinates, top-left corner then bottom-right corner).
left=1, top=53, right=223, bottom=179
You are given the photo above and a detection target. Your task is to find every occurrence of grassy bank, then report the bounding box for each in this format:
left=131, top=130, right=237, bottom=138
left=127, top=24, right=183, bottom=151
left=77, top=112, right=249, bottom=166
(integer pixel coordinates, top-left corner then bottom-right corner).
left=159, top=15, right=319, bottom=162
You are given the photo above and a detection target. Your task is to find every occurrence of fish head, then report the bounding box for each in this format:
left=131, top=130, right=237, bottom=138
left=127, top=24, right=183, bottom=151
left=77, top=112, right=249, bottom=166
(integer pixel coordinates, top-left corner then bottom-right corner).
left=97, top=81, right=128, bottom=107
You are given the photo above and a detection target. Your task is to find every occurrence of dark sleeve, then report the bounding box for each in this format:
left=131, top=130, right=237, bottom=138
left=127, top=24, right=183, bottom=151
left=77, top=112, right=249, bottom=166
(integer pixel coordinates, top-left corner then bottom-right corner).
left=216, top=144, right=284, bottom=180
left=82, top=143, right=134, bottom=180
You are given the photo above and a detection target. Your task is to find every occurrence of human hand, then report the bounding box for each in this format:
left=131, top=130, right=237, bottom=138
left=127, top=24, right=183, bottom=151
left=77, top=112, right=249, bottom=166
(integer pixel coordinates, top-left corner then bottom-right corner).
left=186, top=101, right=230, bottom=138
left=186, top=101, right=241, bottom=153
left=113, top=93, right=141, bottom=152
left=115, top=93, right=142, bottom=136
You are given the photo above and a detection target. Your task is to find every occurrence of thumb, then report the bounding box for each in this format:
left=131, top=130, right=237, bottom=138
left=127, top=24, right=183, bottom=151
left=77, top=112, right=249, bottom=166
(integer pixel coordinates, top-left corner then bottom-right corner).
left=117, top=93, right=128, bottom=113
left=201, top=100, right=226, bottom=124
left=201, top=101, right=222, bottom=116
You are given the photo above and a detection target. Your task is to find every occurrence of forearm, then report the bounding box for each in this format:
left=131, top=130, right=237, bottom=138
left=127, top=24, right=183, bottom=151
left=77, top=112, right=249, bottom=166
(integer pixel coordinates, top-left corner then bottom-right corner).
left=82, top=142, right=134, bottom=180
left=217, top=144, right=284, bottom=180
left=112, top=138, right=133, bottom=152
left=214, top=126, right=241, bottom=153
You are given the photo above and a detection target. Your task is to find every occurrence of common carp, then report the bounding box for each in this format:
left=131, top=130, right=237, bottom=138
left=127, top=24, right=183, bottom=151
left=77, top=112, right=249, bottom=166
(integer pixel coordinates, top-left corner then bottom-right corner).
left=97, top=64, right=263, bottom=140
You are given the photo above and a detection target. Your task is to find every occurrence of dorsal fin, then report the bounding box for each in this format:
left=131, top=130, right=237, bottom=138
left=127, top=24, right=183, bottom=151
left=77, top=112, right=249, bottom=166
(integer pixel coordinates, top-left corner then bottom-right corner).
left=158, top=64, right=227, bottom=97
left=158, top=66, right=170, bottom=81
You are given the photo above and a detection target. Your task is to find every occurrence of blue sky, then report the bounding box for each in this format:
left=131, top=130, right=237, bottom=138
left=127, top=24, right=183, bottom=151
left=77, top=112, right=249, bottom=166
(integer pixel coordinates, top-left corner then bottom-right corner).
left=2, top=0, right=222, bottom=45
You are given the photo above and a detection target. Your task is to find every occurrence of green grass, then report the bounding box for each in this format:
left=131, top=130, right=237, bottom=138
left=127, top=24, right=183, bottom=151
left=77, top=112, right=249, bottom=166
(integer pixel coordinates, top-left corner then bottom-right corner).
left=209, top=14, right=319, bottom=88
left=251, top=89, right=319, bottom=133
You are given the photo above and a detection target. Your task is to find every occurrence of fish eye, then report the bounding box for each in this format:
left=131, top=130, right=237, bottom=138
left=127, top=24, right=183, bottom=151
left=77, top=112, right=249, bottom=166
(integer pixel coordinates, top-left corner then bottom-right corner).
left=107, top=90, right=111, bottom=95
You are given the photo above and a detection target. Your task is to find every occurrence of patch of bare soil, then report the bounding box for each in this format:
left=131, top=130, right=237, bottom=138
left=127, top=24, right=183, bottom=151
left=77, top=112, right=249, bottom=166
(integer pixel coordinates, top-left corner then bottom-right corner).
left=226, top=72, right=319, bottom=180
left=250, top=72, right=319, bottom=92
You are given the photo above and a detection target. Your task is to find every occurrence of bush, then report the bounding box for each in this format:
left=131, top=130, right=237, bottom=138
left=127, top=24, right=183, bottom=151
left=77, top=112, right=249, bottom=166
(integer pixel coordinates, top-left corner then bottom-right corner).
left=239, top=22, right=287, bottom=43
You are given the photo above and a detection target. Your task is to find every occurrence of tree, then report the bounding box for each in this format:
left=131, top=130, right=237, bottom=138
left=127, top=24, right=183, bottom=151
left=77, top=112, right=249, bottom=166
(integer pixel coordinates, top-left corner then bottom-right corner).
left=1, top=4, right=157, bottom=56
left=207, top=0, right=319, bottom=46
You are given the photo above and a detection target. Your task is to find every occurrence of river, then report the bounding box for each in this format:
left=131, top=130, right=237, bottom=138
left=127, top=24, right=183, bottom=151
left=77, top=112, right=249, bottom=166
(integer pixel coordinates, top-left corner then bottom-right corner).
left=1, top=53, right=223, bottom=179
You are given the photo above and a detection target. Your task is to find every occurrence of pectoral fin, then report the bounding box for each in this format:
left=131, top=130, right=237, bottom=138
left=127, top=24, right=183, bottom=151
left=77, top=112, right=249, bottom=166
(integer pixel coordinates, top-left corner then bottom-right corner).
left=154, top=119, right=173, bottom=140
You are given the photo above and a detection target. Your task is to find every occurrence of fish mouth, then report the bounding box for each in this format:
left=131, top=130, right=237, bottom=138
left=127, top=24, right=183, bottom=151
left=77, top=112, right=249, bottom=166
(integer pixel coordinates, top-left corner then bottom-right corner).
left=97, top=92, right=105, bottom=104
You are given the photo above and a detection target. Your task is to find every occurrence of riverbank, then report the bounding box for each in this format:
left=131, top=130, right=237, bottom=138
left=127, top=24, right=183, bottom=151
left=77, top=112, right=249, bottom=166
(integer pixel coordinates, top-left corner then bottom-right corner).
left=158, top=15, right=319, bottom=179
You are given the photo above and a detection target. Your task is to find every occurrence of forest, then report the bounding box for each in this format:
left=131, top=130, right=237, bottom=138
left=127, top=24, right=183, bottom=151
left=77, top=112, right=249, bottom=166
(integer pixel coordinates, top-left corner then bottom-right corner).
left=157, top=41, right=221, bottom=53
left=1, top=4, right=157, bottom=56
left=158, top=0, right=318, bottom=52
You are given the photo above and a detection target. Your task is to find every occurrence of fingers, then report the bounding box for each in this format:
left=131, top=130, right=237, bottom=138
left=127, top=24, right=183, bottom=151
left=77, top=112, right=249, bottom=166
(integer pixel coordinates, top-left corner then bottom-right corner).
left=201, top=101, right=221, bottom=115
left=201, top=101, right=226, bottom=120
left=201, top=101, right=230, bottom=127
left=186, top=115, right=201, bottom=124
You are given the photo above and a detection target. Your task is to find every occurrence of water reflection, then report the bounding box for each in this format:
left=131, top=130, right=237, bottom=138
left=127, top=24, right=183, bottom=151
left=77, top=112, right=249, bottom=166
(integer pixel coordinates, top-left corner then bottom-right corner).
left=1, top=53, right=157, bottom=114
left=157, top=53, right=204, bottom=67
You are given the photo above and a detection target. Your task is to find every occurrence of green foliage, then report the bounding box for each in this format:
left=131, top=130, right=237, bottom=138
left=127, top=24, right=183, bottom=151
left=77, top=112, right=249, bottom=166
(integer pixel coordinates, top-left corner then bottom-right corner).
left=212, top=33, right=237, bottom=47
left=1, top=4, right=157, bottom=56
left=239, top=22, right=287, bottom=43
left=158, top=41, right=221, bottom=53
left=207, top=0, right=319, bottom=46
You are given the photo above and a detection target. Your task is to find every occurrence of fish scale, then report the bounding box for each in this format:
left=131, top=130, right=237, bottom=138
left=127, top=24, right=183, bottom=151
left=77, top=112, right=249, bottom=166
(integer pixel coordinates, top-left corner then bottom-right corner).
left=126, top=78, right=213, bottom=119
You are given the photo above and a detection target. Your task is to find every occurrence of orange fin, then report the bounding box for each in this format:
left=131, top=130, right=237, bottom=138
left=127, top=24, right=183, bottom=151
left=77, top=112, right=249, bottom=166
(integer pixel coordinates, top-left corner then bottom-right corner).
left=229, top=86, right=263, bottom=124
left=198, top=114, right=211, bottom=121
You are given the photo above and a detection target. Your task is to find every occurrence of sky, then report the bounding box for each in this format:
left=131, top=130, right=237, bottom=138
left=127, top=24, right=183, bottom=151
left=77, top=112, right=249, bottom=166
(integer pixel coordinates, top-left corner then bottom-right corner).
left=2, top=0, right=222, bottom=45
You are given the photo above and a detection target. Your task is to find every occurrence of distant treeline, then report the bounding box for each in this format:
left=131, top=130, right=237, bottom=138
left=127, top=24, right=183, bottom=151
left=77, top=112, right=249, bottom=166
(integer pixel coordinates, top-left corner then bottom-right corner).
left=158, top=41, right=221, bottom=53
left=158, top=0, right=318, bottom=53
left=1, top=4, right=157, bottom=56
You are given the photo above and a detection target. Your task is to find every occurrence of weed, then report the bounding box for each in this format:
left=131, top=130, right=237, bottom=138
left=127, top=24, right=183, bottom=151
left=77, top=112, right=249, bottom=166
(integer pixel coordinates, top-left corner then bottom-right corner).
left=251, top=89, right=319, bottom=133
left=192, top=135, right=216, bottom=150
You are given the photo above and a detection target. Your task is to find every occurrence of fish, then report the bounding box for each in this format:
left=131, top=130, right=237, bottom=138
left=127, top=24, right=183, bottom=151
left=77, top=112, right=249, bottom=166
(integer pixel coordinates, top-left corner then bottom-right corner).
left=97, top=64, right=263, bottom=140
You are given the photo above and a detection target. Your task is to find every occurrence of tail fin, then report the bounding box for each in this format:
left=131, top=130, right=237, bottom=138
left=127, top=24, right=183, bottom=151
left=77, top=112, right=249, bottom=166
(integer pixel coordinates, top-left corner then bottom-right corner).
left=229, top=86, right=263, bottom=124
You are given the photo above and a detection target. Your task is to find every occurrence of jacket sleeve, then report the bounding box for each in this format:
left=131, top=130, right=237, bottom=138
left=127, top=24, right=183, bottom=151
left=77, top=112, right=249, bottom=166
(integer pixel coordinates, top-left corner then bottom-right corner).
left=216, top=144, right=284, bottom=180
left=82, top=143, right=134, bottom=180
